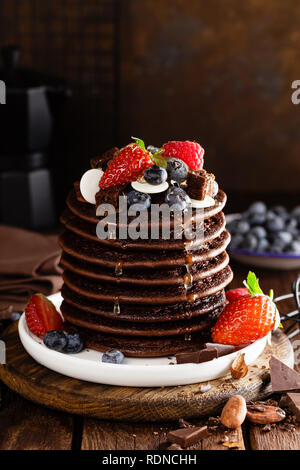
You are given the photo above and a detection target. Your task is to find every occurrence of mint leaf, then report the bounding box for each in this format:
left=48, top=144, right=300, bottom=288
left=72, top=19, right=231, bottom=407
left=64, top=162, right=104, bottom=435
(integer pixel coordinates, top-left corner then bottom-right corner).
left=151, top=150, right=167, bottom=169
left=243, top=271, right=264, bottom=296
left=131, top=136, right=145, bottom=150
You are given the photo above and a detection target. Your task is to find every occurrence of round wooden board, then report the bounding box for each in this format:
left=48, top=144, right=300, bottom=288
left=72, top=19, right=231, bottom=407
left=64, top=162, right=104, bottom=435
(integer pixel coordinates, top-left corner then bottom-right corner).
left=0, top=323, right=294, bottom=422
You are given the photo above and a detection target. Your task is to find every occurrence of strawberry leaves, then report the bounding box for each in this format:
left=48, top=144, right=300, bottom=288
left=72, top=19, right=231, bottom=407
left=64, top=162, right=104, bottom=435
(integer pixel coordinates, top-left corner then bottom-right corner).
left=131, top=137, right=167, bottom=169
left=131, top=136, right=146, bottom=150
left=151, top=150, right=167, bottom=169
left=243, top=271, right=264, bottom=296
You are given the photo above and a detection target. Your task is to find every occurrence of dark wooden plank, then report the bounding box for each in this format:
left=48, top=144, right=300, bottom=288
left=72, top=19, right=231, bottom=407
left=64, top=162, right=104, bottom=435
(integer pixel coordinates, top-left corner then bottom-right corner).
left=81, top=418, right=245, bottom=450
left=0, top=323, right=293, bottom=422
left=0, top=386, right=73, bottom=450
left=249, top=423, right=300, bottom=451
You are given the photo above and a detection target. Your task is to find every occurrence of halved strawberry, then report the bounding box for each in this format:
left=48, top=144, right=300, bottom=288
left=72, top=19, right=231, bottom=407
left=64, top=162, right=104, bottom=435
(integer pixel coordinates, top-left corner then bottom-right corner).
left=226, top=288, right=249, bottom=303
left=25, top=293, right=63, bottom=338
left=99, top=138, right=154, bottom=189
left=212, top=272, right=278, bottom=345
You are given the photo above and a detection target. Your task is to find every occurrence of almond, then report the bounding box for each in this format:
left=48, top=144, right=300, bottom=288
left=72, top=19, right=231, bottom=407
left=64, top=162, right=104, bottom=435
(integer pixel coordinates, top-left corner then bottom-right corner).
left=230, top=353, right=248, bottom=379
left=220, top=395, right=247, bottom=429
left=246, top=403, right=286, bottom=424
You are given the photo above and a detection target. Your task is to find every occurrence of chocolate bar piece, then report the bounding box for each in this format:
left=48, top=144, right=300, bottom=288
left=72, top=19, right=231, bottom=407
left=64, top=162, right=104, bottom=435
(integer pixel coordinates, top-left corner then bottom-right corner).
left=167, top=426, right=209, bottom=448
left=285, top=393, right=300, bottom=422
left=198, top=347, right=218, bottom=363
left=204, top=342, right=236, bottom=357
left=175, top=350, right=201, bottom=364
left=176, top=347, right=218, bottom=364
left=270, top=356, right=300, bottom=393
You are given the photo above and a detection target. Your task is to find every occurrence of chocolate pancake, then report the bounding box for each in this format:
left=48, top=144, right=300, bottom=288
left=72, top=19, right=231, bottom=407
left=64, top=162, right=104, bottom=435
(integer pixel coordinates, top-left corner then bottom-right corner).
left=60, top=205, right=226, bottom=250
left=59, top=229, right=231, bottom=269
left=59, top=175, right=233, bottom=357
left=61, top=300, right=222, bottom=337
left=61, top=284, right=226, bottom=322
left=64, top=322, right=216, bottom=357
left=66, top=187, right=227, bottom=225
left=62, top=266, right=233, bottom=304
left=60, top=251, right=229, bottom=285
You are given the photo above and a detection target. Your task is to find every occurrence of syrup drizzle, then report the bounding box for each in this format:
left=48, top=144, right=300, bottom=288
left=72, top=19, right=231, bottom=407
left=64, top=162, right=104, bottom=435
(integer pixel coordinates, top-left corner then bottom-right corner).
left=185, top=333, right=192, bottom=341
left=115, top=261, right=123, bottom=276
left=113, top=296, right=120, bottom=315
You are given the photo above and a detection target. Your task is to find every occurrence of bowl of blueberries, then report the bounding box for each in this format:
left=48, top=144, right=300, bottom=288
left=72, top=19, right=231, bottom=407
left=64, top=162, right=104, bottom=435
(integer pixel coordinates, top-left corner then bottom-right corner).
left=226, top=202, right=300, bottom=270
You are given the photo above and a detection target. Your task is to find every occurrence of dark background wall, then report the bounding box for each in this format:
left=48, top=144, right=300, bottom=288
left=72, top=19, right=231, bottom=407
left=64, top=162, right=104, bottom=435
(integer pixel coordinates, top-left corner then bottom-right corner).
left=0, top=0, right=299, bottom=213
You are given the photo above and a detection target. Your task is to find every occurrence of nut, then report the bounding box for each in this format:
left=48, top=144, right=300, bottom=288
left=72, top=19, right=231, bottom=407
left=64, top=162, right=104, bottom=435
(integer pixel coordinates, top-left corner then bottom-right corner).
left=246, top=403, right=286, bottom=424
left=231, top=353, right=248, bottom=379
left=220, top=395, right=247, bottom=429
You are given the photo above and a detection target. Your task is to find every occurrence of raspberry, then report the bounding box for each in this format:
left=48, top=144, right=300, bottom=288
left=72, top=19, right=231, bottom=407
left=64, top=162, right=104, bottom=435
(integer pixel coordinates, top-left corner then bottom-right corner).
left=162, top=141, right=204, bottom=170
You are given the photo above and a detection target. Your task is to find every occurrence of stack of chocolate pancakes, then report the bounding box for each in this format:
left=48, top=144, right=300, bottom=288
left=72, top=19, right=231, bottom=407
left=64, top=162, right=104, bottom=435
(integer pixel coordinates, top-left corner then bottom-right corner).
left=59, top=182, right=233, bottom=357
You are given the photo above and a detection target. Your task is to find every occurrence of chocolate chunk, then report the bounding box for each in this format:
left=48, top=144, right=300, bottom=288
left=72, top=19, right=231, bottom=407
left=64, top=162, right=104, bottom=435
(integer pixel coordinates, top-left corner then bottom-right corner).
left=285, top=393, right=300, bottom=422
left=198, top=347, right=218, bottom=363
left=167, top=425, right=209, bottom=448
left=186, top=169, right=215, bottom=200
left=95, top=184, right=126, bottom=208
left=90, top=147, right=119, bottom=171
left=204, top=342, right=236, bottom=357
left=270, top=356, right=300, bottom=393
left=176, top=347, right=218, bottom=364
left=175, top=350, right=201, bottom=364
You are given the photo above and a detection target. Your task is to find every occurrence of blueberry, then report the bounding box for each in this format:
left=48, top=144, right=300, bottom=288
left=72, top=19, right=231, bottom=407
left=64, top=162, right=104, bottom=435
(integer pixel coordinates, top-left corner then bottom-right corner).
left=166, top=158, right=188, bottom=183
left=250, top=226, right=267, bottom=239
left=273, top=231, right=293, bottom=247
left=127, top=190, right=151, bottom=210
left=248, top=201, right=267, bottom=215
left=144, top=165, right=167, bottom=185
left=212, top=181, right=219, bottom=197
left=271, top=205, right=288, bottom=218
left=291, top=206, right=300, bottom=218
left=63, top=333, right=84, bottom=354
left=229, top=234, right=244, bottom=250
left=165, top=186, right=191, bottom=211
left=270, top=243, right=285, bottom=254
left=102, top=349, right=124, bottom=364
left=286, top=217, right=298, bottom=232
left=266, top=216, right=285, bottom=232
left=256, top=238, right=270, bottom=253
left=285, top=240, right=300, bottom=255
left=226, top=219, right=239, bottom=234
left=240, top=234, right=258, bottom=252
left=235, top=220, right=250, bottom=235
left=266, top=210, right=277, bottom=221
left=248, top=212, right=266, bottom=226
left=43, top=330, right=68, bottom=352
left=147, top=145, right=159, bottom=154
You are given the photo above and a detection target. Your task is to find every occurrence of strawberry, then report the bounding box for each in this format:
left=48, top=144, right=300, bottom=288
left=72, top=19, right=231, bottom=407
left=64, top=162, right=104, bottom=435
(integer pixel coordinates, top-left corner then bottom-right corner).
left=162, top=141, right=204, bottom=170
left=226, top=288, right=249, bottom=303
left=99, top=138, right=154, bottom=189
left=212, top=272, right=278, bottom=345
left=25, top=293, right=63, bottom=338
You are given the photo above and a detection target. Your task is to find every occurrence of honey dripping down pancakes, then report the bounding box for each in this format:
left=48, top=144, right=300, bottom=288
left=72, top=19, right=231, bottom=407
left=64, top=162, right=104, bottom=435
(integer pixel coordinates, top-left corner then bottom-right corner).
left=59, top=139, right=233, bottom=357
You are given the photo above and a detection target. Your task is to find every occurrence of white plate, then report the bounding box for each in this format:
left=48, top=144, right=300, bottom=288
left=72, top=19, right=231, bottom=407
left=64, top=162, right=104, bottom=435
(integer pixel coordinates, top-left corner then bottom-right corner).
left=226, top=213, right=300, bottom=270
left=18, top=292, right=268, bottom=387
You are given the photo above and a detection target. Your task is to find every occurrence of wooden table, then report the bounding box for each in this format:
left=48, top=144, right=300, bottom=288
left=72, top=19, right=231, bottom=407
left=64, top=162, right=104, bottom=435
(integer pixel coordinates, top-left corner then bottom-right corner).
left=0, top=261, right=300, bottom=451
